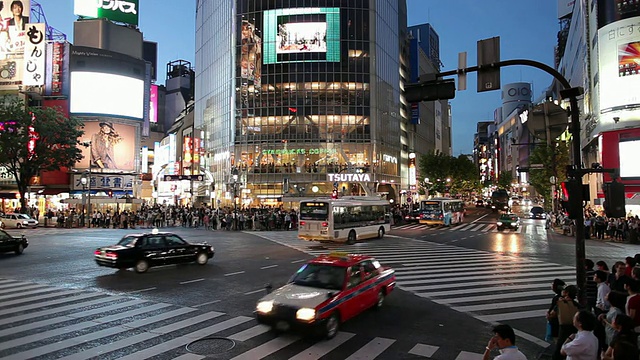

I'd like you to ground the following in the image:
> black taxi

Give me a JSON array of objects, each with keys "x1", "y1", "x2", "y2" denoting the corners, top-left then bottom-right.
[{"x1": 94, "y1": 230, "x2": 214, "y2": 273}]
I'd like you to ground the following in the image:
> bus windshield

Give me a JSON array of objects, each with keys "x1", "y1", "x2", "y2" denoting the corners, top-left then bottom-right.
[
  {"x1": 421, "y1": 202, "x2": 442, "y2": 213},
  {"x1": 300, "y1": 202, "x2": 329, "y2": 220}
]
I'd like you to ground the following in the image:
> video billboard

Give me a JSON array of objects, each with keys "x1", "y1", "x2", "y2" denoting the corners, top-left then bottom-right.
[
  {"x1": 70, "y1": 71, "x2": 144, "y2": 119},
  {"x1": 74, "y1": 0, "x2": 139, "y2": 26},
  {"x1": 597, "y1": 16, "x2": 640, "y2": 114},
  {"x1": 263, "y1": 7, "x2": 340, "y2": 64},
  {"x1": 619, "y1": 138, "x2": 640, "y2": 178},
  {"x1": 149, "y1": 84, "x2": 158, "y2": 123},
  {"x1": 77, "y1": 121, "x2": 137, "y2": 171}
]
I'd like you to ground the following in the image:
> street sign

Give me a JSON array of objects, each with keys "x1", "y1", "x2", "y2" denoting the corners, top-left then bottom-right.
[{"x1": 163, "y1": 175, "x2": 205, "y2": 182}]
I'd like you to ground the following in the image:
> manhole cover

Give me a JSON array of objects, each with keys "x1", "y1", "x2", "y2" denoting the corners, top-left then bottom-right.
[{"x1": 186, "y1": 337, "x2": 236, "y2": 355}]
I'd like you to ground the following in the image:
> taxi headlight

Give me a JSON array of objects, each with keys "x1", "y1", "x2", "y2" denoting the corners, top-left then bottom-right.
[
  {"x1": 256, "y1": 300, "x2": 274, "y2": 314},
  {"x1": 496, "y1": 221, "x2": 503, "y2": 226},
  {"x1": 296, "y1": 308, "x2": 316, "y2": 321}
]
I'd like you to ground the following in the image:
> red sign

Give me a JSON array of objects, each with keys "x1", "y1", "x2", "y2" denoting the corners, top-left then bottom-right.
[{"x1": 50, "y1": 42, "x2": 63, "y2": 96}]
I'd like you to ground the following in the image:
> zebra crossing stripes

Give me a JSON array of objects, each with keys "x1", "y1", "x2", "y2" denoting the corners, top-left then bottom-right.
[
  {"x1": 392, "y1": 222, "x2": 548, "y2": 234},
  {"x1": 0, "y1": 278, "x2": 488, "y2": 359}
]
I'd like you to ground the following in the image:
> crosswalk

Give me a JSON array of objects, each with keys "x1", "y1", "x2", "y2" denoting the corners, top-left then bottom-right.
[
  {"x1": 392, "y1": 222, "x2": 547, "y2": 234},
  {"x1": 250, "y1": 231, "x2": 575, "y2": 347},
  {"x1": 0, "y1": 278, "x2": 491, "y2": 359}
]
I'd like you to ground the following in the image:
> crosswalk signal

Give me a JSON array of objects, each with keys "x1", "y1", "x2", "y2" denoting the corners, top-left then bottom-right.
[
  {"x1": 603, "y1": 180, "x2": 626, "y2": 218},
  {"x1": 560, "y1": 180, "x2": 583, "y2": 219}
]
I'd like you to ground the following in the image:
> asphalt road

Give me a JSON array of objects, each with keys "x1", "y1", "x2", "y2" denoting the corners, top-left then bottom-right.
[{"x1": 0, "y1": 206, "x2": 636, "y2": 359}]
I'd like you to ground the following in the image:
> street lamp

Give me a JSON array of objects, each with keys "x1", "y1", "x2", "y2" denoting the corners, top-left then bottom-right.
[{"x1": 80, "y1": 176, "x2": 87, "y2": 227}]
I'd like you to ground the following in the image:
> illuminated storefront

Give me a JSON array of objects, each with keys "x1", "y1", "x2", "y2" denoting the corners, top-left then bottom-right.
[{"x1": 195, "y1": 0, "x2": 407, "y2": 207}]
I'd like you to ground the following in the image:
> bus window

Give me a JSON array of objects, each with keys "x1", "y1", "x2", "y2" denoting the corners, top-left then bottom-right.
[{"x1": 300, "y1": 202, "x2": 329, "y2": 220}]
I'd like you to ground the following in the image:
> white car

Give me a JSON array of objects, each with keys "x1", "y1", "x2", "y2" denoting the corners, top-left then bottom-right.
[{"x1": 1, "y1": 214, "x2": 38, "y2": 228}]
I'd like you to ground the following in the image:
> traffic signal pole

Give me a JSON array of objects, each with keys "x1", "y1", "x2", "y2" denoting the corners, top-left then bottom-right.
[{"x1": 438, "y1": 59, "x2": 589, "y2": 305}]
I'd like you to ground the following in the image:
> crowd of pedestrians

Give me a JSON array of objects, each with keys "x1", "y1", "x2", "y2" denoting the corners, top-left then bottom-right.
[
  {"x1": 543, "y1": 257, "x2": 640, "y2": 359},
  {"x1": 550, "y1": 209, "x2": 639, "y2": 243}
]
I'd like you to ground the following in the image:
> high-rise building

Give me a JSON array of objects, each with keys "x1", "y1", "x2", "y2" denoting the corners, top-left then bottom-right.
[{"x1": 195, "y1": 0, "x2": 409, "y2": 208}]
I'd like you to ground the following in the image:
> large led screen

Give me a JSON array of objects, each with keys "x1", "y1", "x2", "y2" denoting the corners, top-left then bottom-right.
[
  {"x1": 70, "y1": 72, "x2": 144, "y2": 119},
  {"x1": 77, "y1": 121, "x2": 137, "y2": 171},
  {"x1": 619, "y1": 138, "x2": 640, "y2": 178},
  {"x1": 263, "y1": 7, "x2": 340, "y2": 64},
  {"x1": 598, "y1": 17, "x2": 640, "y2": 114}
]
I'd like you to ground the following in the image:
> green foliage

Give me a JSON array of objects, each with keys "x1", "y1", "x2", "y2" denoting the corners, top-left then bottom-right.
[
  {"x1": 528, "y1": 142, "x2": 571, "y2": 211},
  {"x1": 0, "y1": 98, "x2": 85, "y2": 210},
  {"x1": 497, "y1": 170, "x2": 513, "y2": 190},
  {"x1": 418, "y1": 151, "x2": 479, "y2": 196}
]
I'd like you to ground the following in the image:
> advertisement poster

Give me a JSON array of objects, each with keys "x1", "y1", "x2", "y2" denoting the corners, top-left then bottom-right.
[
  {"x1": 276, "y1": 18, "x2": 327, "y2": 53},
  {"x1": 598, "y1": 16, "x2": 640, "y2": 114},
  {"x1": 0, "y1": 0, "x2": 31, "y2": 90},
  {"x1": 22, "y1": 22, "x2": 44, "y2": 86},
  {"x1": 240, "y1": 20, "x2": 262, "y2": 87},
  {"x1": 149, "y1": 84, "x2": 158, "y2": 123},
  {"x1": 78, "y1": 121, "x2": 137, "y2": 171}
]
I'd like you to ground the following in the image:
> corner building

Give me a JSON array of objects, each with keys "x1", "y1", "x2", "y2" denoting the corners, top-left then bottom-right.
[{"x1": 196, "y1": 0, "x2": 407, "y2": 208}]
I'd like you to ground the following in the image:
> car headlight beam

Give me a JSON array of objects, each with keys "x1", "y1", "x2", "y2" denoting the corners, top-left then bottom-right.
[
  {"x1": 296, "y1": 308, "x2": 316, "y2": 321},
  {"x1": 256, "y1": 300, "x2": 274, "y2": 314},
  {"x1": 496, "y1": 222, "x2": 503, "y2": 226}
]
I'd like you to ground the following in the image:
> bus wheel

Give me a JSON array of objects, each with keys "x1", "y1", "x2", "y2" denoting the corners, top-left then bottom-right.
[
  {"x1": 347, "y1": 231, "x2": 356, "y2": 245},
  {"x1": 377, "y1": 227, "x2": 385, "y2": 239}
]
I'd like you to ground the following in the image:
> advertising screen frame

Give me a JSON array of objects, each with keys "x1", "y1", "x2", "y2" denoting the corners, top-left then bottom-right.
[
  {"x1": 77, "y1": 120, "x2": 137, "y2": 172},
  {"x1": 70, "y1": 71, "x2": 145, "y2": 119},
  {"x1": 619, "y1": 138, "x2": 640, "y2": 179},
  {"x1": 74, "y1": 0, "x2": 139, "y2": 26},
  {"x1": 263, "y1": 7, "x2": 340, "y2": 64}
]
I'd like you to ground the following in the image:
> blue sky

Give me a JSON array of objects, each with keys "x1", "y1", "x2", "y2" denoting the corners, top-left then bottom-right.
[{"x1": 37, "y1": 0, "x2": 559, "y2": 155}]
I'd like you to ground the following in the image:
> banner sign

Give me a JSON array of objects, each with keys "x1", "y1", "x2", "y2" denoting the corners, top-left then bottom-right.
[
  {"x1": 74, "y1": 0, "x2": 139, "y2": 26},
  {"x1": 327, "y1": 173, "x2": 371, "y2": 182},
  {"x1": 23, "y1": 23, "x2": 45, "y2": 86},
  {"x1": 72, "y1": 173, "x2": 135, "y2": 191}
]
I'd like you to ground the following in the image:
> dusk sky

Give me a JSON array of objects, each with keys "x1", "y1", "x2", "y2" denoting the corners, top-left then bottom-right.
[{"x1": 37, "y1": 0, "x2": 559, "y2": 155}]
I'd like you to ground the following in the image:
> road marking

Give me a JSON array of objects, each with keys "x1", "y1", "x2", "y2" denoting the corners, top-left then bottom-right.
[
  {"x1": 228, "y1": 324, "x2": 271, "y2": 342},
  {"x1": 472, "y1": 213, "x2": 490, "y2": 223},
  {"x1": 128, "y1": 287, "x2": 157, "y2": 293},
  {"x1": 192, "y1": 299, "x2": 221, "y2": 307},
  {"x1": 260, "y1": 264, "x2": 278, "y2": 269},
  {"x1": 289, "y1": 331, "x2": 355, "y2": 360},
  {"x1": 231, "y1": 334, "x2": 301, "y2": 360},
  {"x1": 224, "y1": 271, "x2": 245, "y2": 276},
  {"x1": 409, "y1": 343, "x2": 439, "y2": 357},
  {"x1": 291, "y1": 259, "x2": 306, "y2": 263},
  {"x1": 244, "y1": 288, "x2": 266, "y2": 295},
  {"x1": 345, "y1": 337, "x2": 396, "y2": 360},
  {"x1": 180, "y1": 278, "x2": 205, "y2": 285}
]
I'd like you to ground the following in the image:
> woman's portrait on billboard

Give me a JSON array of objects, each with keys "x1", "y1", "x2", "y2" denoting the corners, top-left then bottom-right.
[{"x1": 91, "y1": 121, "x2": 122, "y2": 169}]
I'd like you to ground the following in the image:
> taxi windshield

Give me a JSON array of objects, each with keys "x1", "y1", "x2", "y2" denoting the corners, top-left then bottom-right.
[
  {"x1": 117, "y1": 236, "x2": 138, "y2": 247},
  {"x1": 290, "y1": 263, "x2": 346, "y2": 290}
]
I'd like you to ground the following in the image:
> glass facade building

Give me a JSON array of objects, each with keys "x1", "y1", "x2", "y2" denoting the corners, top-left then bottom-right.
[{"x1": 196, "y1": 0, "x2": 407, "y2": 207}]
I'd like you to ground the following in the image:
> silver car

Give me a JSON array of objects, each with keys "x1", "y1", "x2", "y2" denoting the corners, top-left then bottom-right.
[{"x1": 1, "y1": 213, "x2": 38, "y2": 228}]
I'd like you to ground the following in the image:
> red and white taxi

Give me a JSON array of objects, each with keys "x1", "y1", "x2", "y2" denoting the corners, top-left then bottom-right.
[{"x1": 255, "y1": 252, "x2": 395, "y2": 339}]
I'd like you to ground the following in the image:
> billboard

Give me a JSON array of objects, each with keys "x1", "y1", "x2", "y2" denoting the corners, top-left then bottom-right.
[
  {"x1": 0, "y1": 0, "x2": 36, "y2": 90},
  {"x1": 619, "y1": 138, "x2": 640, "y2": 178},
  {"x1": 149, "y1": 84, "x2": 158, "y2": 123},
  {"x1": 263, "y1": 7, "x2": 340, "y2": 64},
  {"x1": 597, "y1": 16, "x2": 640, "y2": 115},
  {"x1": 22, "y1": 22, "x2": 45, "y2": 86},
  {"x1": 74, "y1": 0, "x2": 139, "y2": 26},
  {"x1": 240, "y1": 19, "x2": 262, "y2": 87},
  {"x1": 70, "y1": 71, "x2": 144, "y2": 119},
  {"x1": 77, "y1": 121, "x2": 137, "y2": 171}
]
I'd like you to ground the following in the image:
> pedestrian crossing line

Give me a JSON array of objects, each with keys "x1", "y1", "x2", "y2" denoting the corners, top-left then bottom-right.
[
  {"x1": 0, "y1": 301, "x2": 168, "y2": 353},
  {"x1": 456, "y1": 351, "x2": 484, "y2": 360},
  {"x1": 59, "y1": 313, "x2": 243, "y2": 360},
  {"x1": 395, "y1": 261, "x2": 574, "y2": 274},
  {"x1": 402, "y1": 275, "x2": 563, "y2": 292},
  {"x1": 0, "y1": 279, "x2": 17, "y2": 284},
  {"x1": 436, "y1": 289, "x2": 553, "y2": 304},
  {"x1": 289, "y1": 331, "x2": 356, "y2": 360},
  {"x1": 399, "y1": 258, "x2": 521, "y2": 268},
  {"x1": 0, "y1": 298, "x2": 142, "y2": 338},
  {"x1": 418, "y1": 280, "x2": 574, "y2": 298},
  {"x1": 0, "y1": 281, "x2": 41, "y2": 290},
  {"x1": 476, "y1": 309, "x2": 547, "y2": 322},
  {"x1": 452, "y1": 298, "x2": 553, "y2": 312},
  {"x1": 0, "y1": 292, "x2": 111, "y2": 321},
  {"x1": 230, "y1": 333, "x2": 301, "y2": 360},
  {"x1": 344, "y1": 337, "x2": 396, "y2": 360},
  {"x1": 173, "y1": 353, "x2": 205, "y2": 360},
  {"x1": 228, "y1": 324, "x2": 271, "y2": 342},
  {"x1": 22, "y1": 308, "x2": 214, "y2": 360},
  {"x1": 395, "y1": 265, "x2": 574, "y2": 281},
  {"x1": 409, "y1": 343, "x2": 439, "y2": 357},
  {"x1": 396, "y1": 269, "x2": 575, "y2": 283},
  {"x1": 0, "y1": 286, "x2": 67, "y2": 301},
  {"x1": 0, "y1": 288, "x2": 85, "y2": 307}
]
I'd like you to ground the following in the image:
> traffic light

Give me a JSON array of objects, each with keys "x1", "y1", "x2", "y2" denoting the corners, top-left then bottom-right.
[
  {"x1": 603, "y1": 180, "x2": 626, "y2": 218},
  {"x1": 560, "y1": 180, "x2": 583, "y2": 219},
  {"x1": 404, "y1": 80, "x2": 456, "y2": 103}
]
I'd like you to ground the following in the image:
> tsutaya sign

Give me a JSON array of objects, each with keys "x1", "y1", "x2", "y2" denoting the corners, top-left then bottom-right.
[
  {"x1": 327, "y1": 173, "x2": 371, "y2": 182},
  {"x1": 74, "y1": 0, "x2": 139, "y2": 26}
]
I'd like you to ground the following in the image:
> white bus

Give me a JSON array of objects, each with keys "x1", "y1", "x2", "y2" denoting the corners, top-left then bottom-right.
[
  {"x1": 418, "y1": 197, "x2": 465, "y2": 226},
  {"x1": 298, "y1": 197, "x2": 391, "y2": 244}
]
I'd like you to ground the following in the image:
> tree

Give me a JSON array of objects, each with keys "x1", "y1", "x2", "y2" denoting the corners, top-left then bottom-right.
[
  {"x1": 0, "y1": 98, "x2": 85, "y2": 212},
  {"x1": 418, "y1": 151, "x2": 479, "y2": 197},
  {"x1": 528, "y1": 142, "x2": 571, "y2": 211},
  {"x1": 497, "y1": 170, "x2": 513, "y2": 190}
]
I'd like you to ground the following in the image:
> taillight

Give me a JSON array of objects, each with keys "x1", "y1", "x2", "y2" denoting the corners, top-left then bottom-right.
[
  {"x1": 94, "y1": 250, "x2": 101, "y2": 255},
  {"x1": 105, "y1": 252, "x2": 118, "y2": 259},
  {"x1": 299, "y1": 221, "x2": 306, "y2": 226},
  {"x1": 321, "y1": 222, "x2": 328, "y2": 227}
]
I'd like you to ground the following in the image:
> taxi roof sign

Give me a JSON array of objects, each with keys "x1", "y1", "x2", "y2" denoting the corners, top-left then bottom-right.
[{"x1": 328, "y1": 251, "x2": 350, "y2": 258}]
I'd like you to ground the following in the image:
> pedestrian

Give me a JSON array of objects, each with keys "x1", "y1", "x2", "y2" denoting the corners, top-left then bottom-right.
[
  {"x1": 547, "y1": 278, "x2": 566, "y2": 342},
  {"x1": 560, "y1": 310, "x2": 599, "y2": 359},
  {"x1": 601, "y1": 314, "x2": 638, "y2": 360},
  {"x1": 552, "y1": 285, "x2": 581, "y2": 360},
  {"x1": 482, "y1": 324, "x2": 527, "y2": 360}
]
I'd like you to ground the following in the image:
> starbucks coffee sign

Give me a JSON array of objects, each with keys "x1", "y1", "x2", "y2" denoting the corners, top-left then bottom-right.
[
  {"x1": 327, "y1": 173, "x2": 371, "y2": 182},
  {"x1": 74, "y1": 0, "x2": 139, "y2": 26}
]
